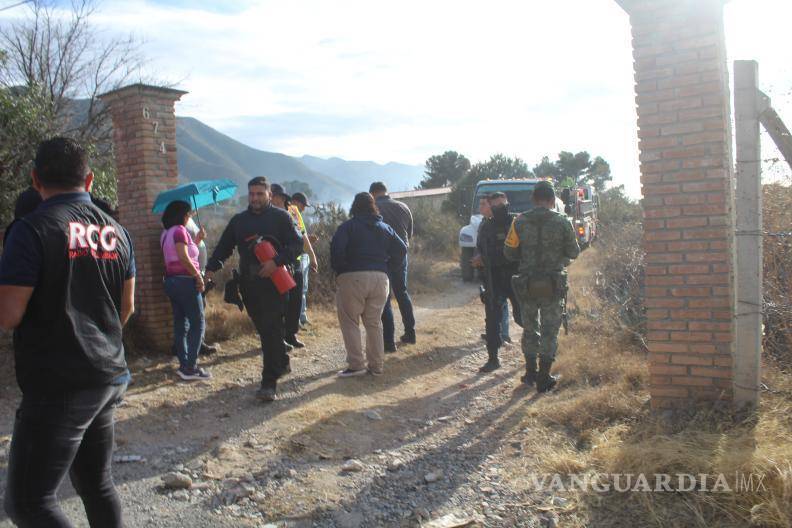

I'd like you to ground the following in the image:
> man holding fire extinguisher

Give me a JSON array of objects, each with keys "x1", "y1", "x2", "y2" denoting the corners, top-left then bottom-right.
[{"x1": 206, "y1": 176, "x2": 303, "y2": 401}]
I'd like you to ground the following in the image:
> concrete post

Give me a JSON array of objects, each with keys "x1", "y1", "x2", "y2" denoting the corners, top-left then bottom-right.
[{"x1": 733, "y1": 60, "x2": 763, "y2": 407}]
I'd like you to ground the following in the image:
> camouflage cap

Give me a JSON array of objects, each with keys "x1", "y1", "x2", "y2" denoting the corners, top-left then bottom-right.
[{"x1": 533, "y1": 181, "x2": 555, "y2": 201}]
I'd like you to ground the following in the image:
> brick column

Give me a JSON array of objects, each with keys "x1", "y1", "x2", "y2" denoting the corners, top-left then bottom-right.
[
  {"x1": 616, "y1": 0, "x2": 736, "y2": 409},
  {"x1": 99, "y1": 84, "x2": 187, "y2": 351}
]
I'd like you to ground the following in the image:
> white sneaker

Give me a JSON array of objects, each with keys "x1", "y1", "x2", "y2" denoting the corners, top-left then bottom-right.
[
  {"x1": 337, "y1": 368, "x2": 367, "y2": 378},
  {"x1": 178, "y1": 367, "x2": 212, "y2": 381}
]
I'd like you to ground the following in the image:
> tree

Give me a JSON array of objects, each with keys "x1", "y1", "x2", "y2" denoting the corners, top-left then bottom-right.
[
  {"x1": 532, "y1": 150, "x2": 612, "y2": 191},
  {"x1": 586, "y1": 156, "x2": 612, "y2": 192},
  {"x1": 532, "y1": 155, "x2": 560, "y2": 182},
  {"x1": 1, "y1": 0, "x2": 144, "y2": 145},
  {"x1": 597, "y1": 184, "x2": 641, "y2": 226},
  {"x1": 556, "y1": 151, "x2": 592, "y2": 188},
  {"x1": 420, "y1": 150, "x2": 470, "y2": 189},
  {"x1": 0, "y1": 84, "x2": 53, "y2": 226},
  {"x1": 445, "y1": 154, "x2": 533, "y2": 218},
  {"x1": 279, "y1": 180, "x2": 314, "y2": 200},
  {"x1": 467, "y1": 153, "x2": 532, "y2": 182},
  {"x1": 0, "y1": 0, "x2": 145, "y2": 221}
]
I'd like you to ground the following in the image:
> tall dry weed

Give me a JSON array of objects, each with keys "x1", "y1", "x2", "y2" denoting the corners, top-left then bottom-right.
[{"x1": 763, "y1": 183, "x2": 792, "y2": 366}]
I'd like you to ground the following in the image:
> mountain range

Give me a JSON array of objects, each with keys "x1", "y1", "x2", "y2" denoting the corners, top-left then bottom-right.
[{"x1": 176, "y1": 117, "x2": 424, "y2": 203}]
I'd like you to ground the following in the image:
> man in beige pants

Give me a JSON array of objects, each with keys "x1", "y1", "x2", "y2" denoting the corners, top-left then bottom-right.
[{"x1": 330, "y1": 193, "x2": 407, "y2": 377}]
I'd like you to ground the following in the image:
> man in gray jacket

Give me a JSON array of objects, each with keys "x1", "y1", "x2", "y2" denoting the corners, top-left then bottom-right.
[{"x1": 369, "y1": 182, "x2": 415, "y2": 351}]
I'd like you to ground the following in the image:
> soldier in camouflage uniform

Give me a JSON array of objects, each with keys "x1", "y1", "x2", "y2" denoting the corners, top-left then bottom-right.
[{"x1": 504, "y1": 181, "x2": 579, "y2": 392}]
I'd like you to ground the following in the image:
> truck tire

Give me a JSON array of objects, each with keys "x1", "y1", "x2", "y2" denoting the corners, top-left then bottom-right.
[{"x1": 460, "y1": 247, "x2": 475, "y2": 282}]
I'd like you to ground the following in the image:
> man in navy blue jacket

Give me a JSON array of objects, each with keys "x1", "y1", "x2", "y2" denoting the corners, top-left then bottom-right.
[{"x1": 331, "y1": 192, "x2": 406, "y2": 377}]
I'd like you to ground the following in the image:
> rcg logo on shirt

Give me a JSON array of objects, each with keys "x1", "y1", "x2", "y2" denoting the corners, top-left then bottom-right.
[{"x1": 68, "y1": 222, "x2": 120, "y2": 260}]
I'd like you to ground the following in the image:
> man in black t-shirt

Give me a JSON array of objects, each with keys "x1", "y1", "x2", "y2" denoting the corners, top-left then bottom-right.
[{"x1": 0, "y1": 137, "x2": 135, "y2": 527}]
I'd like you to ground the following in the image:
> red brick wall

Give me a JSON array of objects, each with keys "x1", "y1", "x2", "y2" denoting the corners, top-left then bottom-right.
[
  {"x1": 618, "y1": 0, "x2": 736, "y2": 409},
  {"x1": 99, "y1": 84, "x2": 187, "y2": 351}
]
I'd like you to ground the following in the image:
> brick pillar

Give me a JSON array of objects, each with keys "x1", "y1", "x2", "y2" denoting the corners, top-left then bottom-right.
[
  {"x1": 616, "y1": 0, "x2": 736, "y2": 409},
  {"x1": 99, "y1": 84, "x2": 188, "y2": 351}
]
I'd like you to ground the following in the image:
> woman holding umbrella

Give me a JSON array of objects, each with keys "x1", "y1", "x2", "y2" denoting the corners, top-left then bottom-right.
[{"x1": 161, "y1": 200, "x2": 211, "y2": 381}]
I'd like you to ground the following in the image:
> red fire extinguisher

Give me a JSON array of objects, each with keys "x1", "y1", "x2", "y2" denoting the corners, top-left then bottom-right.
[{"x1": 254, "y1": 240, "x2": 297, "y2": 294}]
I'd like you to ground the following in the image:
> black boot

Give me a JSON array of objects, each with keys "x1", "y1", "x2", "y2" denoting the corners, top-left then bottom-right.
[
  {"x1": 285, "y1": 335, "x2": 305, "y2": 348},
  {"x1": 479, "y1": 350, "x2": 501, "y2": 373},
  {"x1": 521, "y1": 357, "x2": 537, "y2": 386},
  {"x1": 536, "y1": 358, "x2": 558, "y2": 393},
  {"x1": 256, "y1": 380, "x2": 277, "y2": 402},
  {"x1": 400, "y1": 330, "x2": 416, "y2": 344}
]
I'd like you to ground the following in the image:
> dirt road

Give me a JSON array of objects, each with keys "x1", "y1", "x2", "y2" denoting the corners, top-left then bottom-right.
[{"x1": 0, "y1": 258, "x2": 591, "y2": 527}]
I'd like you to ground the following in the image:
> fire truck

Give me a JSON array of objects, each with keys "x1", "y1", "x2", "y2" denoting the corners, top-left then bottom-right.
[{"x1": 560, "y1": 184, "x2": 599, "y2": 250}]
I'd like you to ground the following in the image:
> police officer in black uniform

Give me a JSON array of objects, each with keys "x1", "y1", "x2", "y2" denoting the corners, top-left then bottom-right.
[
  {"x1": 0, "y1": 137, "x2": 135, "y2": 527},
  {"x1": 205, "y1": 176, "x2": 302, "y2": 402},
  {"x1": 473, "y1": 192, "x2": 521, "y2": 373}
]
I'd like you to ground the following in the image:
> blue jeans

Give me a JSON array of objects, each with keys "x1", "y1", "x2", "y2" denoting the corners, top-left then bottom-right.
[
  {"x1": 381, "y1": 257, "x2": 416, "y2": 344},
  {"x1": 300, "y1": 254, "x2": 310, "y2": 324},
  {"x1": 500, "y1": 298, "x2": 510, "y2": 340},
  {"x1": 4, "y1": 383, "x2": 127, "y2": 527},
  {"x1": 164, "y1": 276, "x2": 205, "y2": 371}
]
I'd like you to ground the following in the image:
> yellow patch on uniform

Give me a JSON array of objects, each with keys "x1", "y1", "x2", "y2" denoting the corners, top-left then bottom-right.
[{"x1": 504, "y1": 219, "x2": 520, "y2": 248}]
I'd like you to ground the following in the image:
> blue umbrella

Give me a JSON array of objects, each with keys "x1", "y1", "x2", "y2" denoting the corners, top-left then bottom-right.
[{"x1": 151, "y1": 179, "x2": 238, "y2": 222}]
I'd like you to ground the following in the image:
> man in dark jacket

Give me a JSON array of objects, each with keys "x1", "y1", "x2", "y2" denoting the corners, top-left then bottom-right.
[
  {"x1": 205, "y1": 176, "x2": 303, "y2": 401},
  {"x1": 473, "y1": 192, "x2": 521, "y2": 373},
  {"x1": 369, "y1": 181, "x2": 415, "y2": 352},
  {"x1": 331, "y1": 192, "x2": 407, "y2": 377},
  {"x1": 0, "y1": 137, "x2": 135, "y2": 527}
]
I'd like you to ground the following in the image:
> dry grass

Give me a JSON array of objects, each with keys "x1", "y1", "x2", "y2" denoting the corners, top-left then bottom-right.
[
  {"x1": 203, "y1": 291, "x2": 255, "y2": 343},
  {"x1": 575, "y1": 390, "x2": 792, "y2": 527},
  {"x1": 521, "y1": 232, "x2": 792, "y2": 528}
]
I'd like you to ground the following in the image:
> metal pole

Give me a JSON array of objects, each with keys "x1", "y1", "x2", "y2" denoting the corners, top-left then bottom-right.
[{"x1": 733, "y1": 60, "x2": 763, "y2": 407}]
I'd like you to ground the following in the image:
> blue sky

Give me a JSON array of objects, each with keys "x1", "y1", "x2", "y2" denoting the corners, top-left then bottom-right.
[{"x1": 3, "y1": 0, "x2": 791, "y2": 196}]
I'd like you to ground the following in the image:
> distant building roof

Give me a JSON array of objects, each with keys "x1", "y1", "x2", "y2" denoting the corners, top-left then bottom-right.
[{"x1": 390, "y1": 187, "x2": 453, "y2": 199}]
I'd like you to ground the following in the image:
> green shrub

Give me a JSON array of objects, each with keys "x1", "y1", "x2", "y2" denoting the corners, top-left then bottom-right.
[{"x1": 409, "y1": 202, "x2": 460, "y2": 259}]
